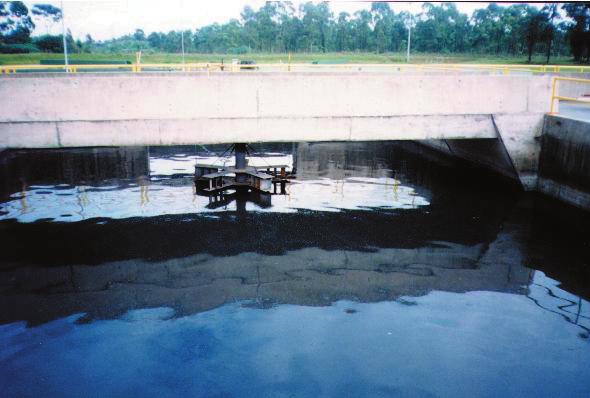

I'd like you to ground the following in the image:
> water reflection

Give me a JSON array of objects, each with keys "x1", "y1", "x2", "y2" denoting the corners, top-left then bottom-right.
[
  {"x1": 0, "y1": 143, "x2": 430, "y2": 222},
  {"x1": 1, "y1": 276, "x2": 589, "y2": 398},
  {"x1": 0, "y1": 142, "x2": 589, "y2": 397}
]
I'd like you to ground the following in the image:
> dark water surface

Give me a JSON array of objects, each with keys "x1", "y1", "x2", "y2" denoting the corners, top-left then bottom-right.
[{"x1": 0, "y1": 142, "x2": 589, "y2": 397}]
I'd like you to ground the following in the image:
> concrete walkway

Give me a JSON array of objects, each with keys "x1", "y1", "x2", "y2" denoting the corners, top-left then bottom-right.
[{"x1": 559, "y1": 102, "x2": 590, "y2": 122}]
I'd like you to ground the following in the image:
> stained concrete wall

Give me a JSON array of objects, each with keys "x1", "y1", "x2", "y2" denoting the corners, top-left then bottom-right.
[
  {"x1": 0, "y1": 72, "x2": 550, "y2": 147},
  {"x1": 420, "y1": 113, "x2": 590, "y2": 204},
  {"x1": 417, "y1": 112, "x2": 545, "y2": 190},
  {"x1": 538, "y1": 115, "x2": 590, "y2": 210},
  {"x1": 0, "y1": 72, "x2": 551, "y2": 188},
  {"x1": 419, "y1": 138, "x2": 519, "y2": 182}
]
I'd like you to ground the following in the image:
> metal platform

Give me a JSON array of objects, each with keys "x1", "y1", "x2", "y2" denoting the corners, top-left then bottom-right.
[{"x1": 194, "y1": 143, "x2": 293, "y2": 196}]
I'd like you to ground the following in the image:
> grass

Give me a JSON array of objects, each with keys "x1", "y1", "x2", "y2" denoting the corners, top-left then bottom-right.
[{"x1": 0, "y1": 51, "x2": 583, "y2": 66}]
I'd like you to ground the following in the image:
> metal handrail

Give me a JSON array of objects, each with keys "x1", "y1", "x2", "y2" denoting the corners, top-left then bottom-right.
[
  {"x1": 1, "y1": 62, "x2": 590, "y2": 75},
  {"x1": 549, "y1": 76, "x2": 590, "y2": 114}
]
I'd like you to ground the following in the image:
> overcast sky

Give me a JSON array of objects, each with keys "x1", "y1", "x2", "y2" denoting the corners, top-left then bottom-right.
[{"x1": 25, "y1": 1, "x2": 537, "y2": 41}]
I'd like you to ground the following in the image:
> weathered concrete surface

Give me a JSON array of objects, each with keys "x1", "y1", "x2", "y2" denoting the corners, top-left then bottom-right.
[
  {"x1": 419, "y1": 138, "x2": 520, "y2": 181},
  {"x1": 419, "y1": 113, "x2": 545, "y2": 190},
  {"x1": 0, "y1": 114, "x2": 501, "y2": 148},
  {"x1": 494, "y1": 113, "x2": 545, "y2": 189},
  {"x1": 0, "y1": 72, "x2": 549, "y2": 147},
  {"x1": 0, "y1": 72, "x2": 550, "y2": 121},
  {"x1": 538, "y1": 115, "x2": 590, "y2": 210},
  {"x1": 0, "y1": 73, "x2": 551, "y2": 188}
]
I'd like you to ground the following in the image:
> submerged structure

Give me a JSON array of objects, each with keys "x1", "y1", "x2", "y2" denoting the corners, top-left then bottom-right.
[{"x1": 194, "y1": 143, "x2": 294, "y2": 199}]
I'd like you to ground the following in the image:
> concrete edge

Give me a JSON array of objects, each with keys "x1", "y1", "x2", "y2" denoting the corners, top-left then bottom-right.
[{"x1": 0, "y1": 114, "x2": 498, "y2": 148}]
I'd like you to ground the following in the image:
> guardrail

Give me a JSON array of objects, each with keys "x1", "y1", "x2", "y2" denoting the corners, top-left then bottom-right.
[
  {"x1": 549, "y1": 76, "x2": 590, "y2": 114},
  {"x1": 1, "y1": 62, "x2": 590, "y2": 75}
]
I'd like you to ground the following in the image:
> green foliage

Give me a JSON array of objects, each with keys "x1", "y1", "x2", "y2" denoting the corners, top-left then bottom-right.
[
  {"x1": 0, "y1": 51, "x2": 582, "y2": 67},
  {"x1": 31, "y1": 4, "x2": 62, "y2": 23},
  {"x1": 0, "y1": 1, "x2": 586, "y2": 64},
  {"x1": 562, "y1": 3, "x2": 590, "y2": 62},
  {"x1": 0, "y1": 42, "x2": 38, "y2": 53},
  {"x1": 0, "y1": 1, "x2": 35, "y2": 44},
  {"x1": 33, "y1": 34, "x2": 62, "y2": 52},
  {"x1": 229, "y1": 45, "x2": 250, "y2": 55},
  {"x1": 90, "y1": 1, "x2": 574, "y2": 63}
]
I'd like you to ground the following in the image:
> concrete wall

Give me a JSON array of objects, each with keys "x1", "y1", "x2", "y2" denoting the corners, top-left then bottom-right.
[
  {"x1": 0, "y1": 72, "x2": 552, "y2": 189},
  {"x1": 538, "y1": 115, "x2": 590, "y2": 210},
  {"x1": 0, "y1": 72, "x2": 550, "y2": 148},
  {"x1": 416, "y1": 112, "x2": 546, "y2": 190},
  {"x1": 419, "y1": 138, "x2": 520, "y2": 182}
]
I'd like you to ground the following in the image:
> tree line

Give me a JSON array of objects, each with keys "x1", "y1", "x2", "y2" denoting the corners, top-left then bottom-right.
[{"x1": 2, "y1": 1, "x2": 590, "y2": 63}]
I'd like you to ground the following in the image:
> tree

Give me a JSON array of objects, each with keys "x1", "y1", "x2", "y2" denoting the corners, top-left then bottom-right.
[
  {"x1": 524, "y1": 7, "x2": 545, "y2": 63},
  {"x1": 563, "y1": 3, "x2": 590, "y2": 62},
  {"x1": 82, "y1": 34, "x2": 94, "y2": 53},
  {"x1": 257, "y1": 3, "x2": 279, "y2": 52},
  {"x1": 541, "y1": 4, "x2": 559, "y2": 64},
  {"x1": 414, "y1": 3, "x2": 470, "y2": 53},
  {"x1": 0, "y1": 1, "x2": 35, "y2": 44},
  {"x1": 499, "y1": 4, "x2": 530, "y2": 55},
  {"x1": 334, "y1": 12, "x2": 351, "y2": 51},
  {"x1": 148, "y1": 32, "x2": 163, "y2": 50},
  {"x1": 31, "y1": 3, "x2": 61, "y2": 34},
  {"x1": 371, "y1": 2, "x2": 392, "y2": 53},
  {"x1": 163, "y1": 30, "x2": 182, "y2": 52},
  {"x1": 300, "y1": 2, "x2": 332, "y2": 52},
  {"x1": 69, "y1": 1, "x2": 582, "y2": 63},
  {"x1": 352, "y1": 10, "x2": 372, "y2": 51},
  {"x1": 276, "y1": 2, "x2": 301, "y2": 52},
  {"x1": 240, "y1": 6, "x2": 259, "y2": 51},
  {"x1": 33, "y1": 34, "x2": 62, "y2": 52},
  {"x1": 133, "y1": 29, "x2": 145, "y2": 41},
  {"x1": 66, "y1": 28, "x2": 78, "y2": 53}
]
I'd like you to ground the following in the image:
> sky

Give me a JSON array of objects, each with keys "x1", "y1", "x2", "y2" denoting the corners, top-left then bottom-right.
[{"x1": 24, "y1": 1, "x2": 537, "y2": 41}]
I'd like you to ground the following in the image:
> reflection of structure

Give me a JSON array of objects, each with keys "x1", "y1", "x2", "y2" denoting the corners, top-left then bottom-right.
[
  {"x1": 0, "y1": 147, "x2": 150, "y2": 201},
  {"x1": 0, "y1": 227, "x2": 533, "y2": 326},
  {"x1": 205, "y1": 190, "x2": 271, "y2": 211},
  {"x1": 2, "y1": 207, "x2": 588, "y2": 340},
  {"x1": 195, "y1": 143, "x2": 292, "y2": 196},
  {"x1": 138, "y1": 176, "x2": 150, "y2": 206}
]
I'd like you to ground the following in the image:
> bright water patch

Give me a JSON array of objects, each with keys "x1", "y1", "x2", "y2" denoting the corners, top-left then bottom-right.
[
  {"x1": 1, "y1": 272, "x2": 588, "y2": 398},
  {"x1": 0, "y1": 149, "x2": 429, "y2": 222}
]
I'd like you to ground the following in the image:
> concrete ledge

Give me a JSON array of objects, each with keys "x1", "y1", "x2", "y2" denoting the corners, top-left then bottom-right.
[
  {"x1": 0, "y1": 121, "x2": 59, "y2": 148},
  {"x1": 538, "y1": 177, "x2": 590, "y2": 210},
  {"x1": 0, "y1": 114, "x2": 498, "y2": 148}
]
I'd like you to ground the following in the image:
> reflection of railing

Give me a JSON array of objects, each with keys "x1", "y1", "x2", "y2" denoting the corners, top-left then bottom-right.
[
  {"x1": 549, "y1": 76, "x2": 590, "y2": 114},
  {"x1": 526, "y1": 271, "x2": 590, "y2": 338},
  {"x1": 2, "y1": 62, "x2": 590, "y2": 75},
  {"x1": 527, "y1": 282, "x2": 590, "y2": 338}
]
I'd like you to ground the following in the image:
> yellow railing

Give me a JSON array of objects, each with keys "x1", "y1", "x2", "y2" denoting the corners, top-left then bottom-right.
[
  {"x1": 549, "y1": 76, "x2": 590, "y2": 114},
  {"x1": 1, "y1": 62, "x2": 590, "y2": 75}
]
